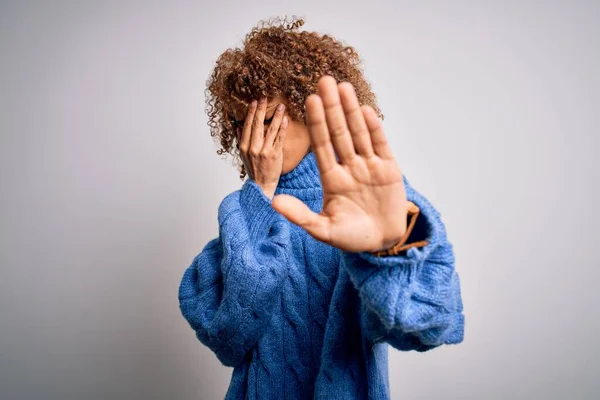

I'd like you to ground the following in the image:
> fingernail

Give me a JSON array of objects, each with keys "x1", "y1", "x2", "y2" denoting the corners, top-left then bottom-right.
[
  {"x1": 251, "y1": 100, "x2": 257, "y2": 108},
  {"x1": 282, "y1": 116, "x2": 288, "y2": 126},
  {"x1": 277, "y1": 103, "x2": 284, "y2": 111}
]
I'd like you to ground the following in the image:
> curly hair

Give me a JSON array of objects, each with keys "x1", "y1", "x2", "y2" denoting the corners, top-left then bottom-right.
[{"x1": 205, "y1": 15, "x2": 384, "y2": 180}]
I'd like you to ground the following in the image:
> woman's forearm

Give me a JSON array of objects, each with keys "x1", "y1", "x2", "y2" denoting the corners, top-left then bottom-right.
[{"x1": 178, "y1": 180, "x2": 292, "y2": 367}]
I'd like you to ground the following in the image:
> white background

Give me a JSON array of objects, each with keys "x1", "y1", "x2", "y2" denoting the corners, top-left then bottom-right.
[{"x1": 1, "y1": 1, "x2": 598, "y2": 398}]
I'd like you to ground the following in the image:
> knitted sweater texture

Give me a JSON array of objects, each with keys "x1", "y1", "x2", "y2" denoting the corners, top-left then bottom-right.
[{"x1": 178, "y1": 151, "x2": 465, "y2": 399}]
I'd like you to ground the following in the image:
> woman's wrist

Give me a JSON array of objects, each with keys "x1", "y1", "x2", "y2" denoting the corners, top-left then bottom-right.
[
  {"x1": 257, "y1": 182, "x2": 277, "y2": 200},
  {"x1": 368, "y1": 201, "x2": 427, "y2": 257}
]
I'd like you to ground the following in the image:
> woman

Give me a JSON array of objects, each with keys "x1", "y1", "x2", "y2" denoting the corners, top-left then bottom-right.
[{"x1": 179, "y1": 16, "x2": 464, "y2": 399}]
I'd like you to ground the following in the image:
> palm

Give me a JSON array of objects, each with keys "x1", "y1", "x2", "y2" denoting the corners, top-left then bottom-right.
[{"x1": 272, "y1": 76, "x2": 409, "y2": 253}]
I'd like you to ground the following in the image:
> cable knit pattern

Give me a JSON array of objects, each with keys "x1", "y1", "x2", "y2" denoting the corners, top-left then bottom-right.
[{"x1": 178, "y1": 151, "x2": 465, "y2": 399}]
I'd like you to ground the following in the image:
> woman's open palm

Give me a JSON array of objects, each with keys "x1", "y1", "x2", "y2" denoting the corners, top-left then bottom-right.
[{"x1": 272, "y1": 76, "x2": 409, "y2": 253}]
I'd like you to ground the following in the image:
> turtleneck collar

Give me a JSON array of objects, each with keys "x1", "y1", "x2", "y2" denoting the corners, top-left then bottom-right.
[{"x1": 275, "y1": 150, "x2": 323, "y2": 201}]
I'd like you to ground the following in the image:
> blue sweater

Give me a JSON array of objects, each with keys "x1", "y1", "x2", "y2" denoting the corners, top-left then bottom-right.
[{"x1": 179, "y1": 151, "x2": 464, "y2": 399}]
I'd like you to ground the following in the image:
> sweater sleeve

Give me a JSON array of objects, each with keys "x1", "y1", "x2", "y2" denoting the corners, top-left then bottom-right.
[
  {"x1": 178, "y1": 179, "x2": 291, "y2": 367},
  {"x1": 340, "y1": 175, "x2": 465, "y2": 352}
]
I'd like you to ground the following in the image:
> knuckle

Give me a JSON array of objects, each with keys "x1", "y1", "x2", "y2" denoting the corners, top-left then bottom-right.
[
  {"x1": 249, "y1": 149, "x2": 260, "y2": 157},
  {"x1": 330, "y1": 126, "x2": 348, "y2": 137}
]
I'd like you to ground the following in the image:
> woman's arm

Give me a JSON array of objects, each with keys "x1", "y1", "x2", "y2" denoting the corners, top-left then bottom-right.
[
  {"x1": 341, "y1": 176, "x2": 465, "y2": 351},
  {"x1": 178, "y1": 179, "x2": 291, "y2": 367}
]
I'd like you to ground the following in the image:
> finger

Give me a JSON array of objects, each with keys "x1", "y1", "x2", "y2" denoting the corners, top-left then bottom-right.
[
  {"x1": 305, "y1": 94, "x2": 337, "y2": 174},
  {"x1": 361, "y1": 105, "x2": 394, "y2": 159},
  {"x1": 338, "y1": 82, "x2": 374, "y2": 158},
  {"x1": 272, "y1": 194, "x2": 331, "y2": 243},
  {"x1": 263, "y1": 103, "x2": 285, "y2": 151},
  {"x1": 318, "y1": 75, "x2": 356, "y2": 163},
  {"x1": 273, "y1": 115, "x2": 288, "y2": 153},
  {"x1": 250, "y1": 96, "x2": 267, "y2": 154},
  {"x1": 238, "y1": 144, "x2": 252, "y2": 179},
  {"x1": 235, "y1": 127, "x2": 242, "y2": 148},
  {"x1": 240, "y1": 100, "x2": 257, "y2": 152}
]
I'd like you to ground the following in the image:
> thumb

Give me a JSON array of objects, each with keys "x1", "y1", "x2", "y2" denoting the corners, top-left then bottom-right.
[{"x1": 272, "y1": 194, "x2": 331, "y2": 243}]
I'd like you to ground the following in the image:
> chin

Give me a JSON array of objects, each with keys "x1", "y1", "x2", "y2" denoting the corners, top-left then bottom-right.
[
  {"x1": 282, "y1": 154, "x2": 302, "y2": 174},
  {"x1": 282, "y1": 147, "x2": 310, "y2": 174},
  {"x1": 281, "y1": 159, "x2": 296, "y2": 175}
]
